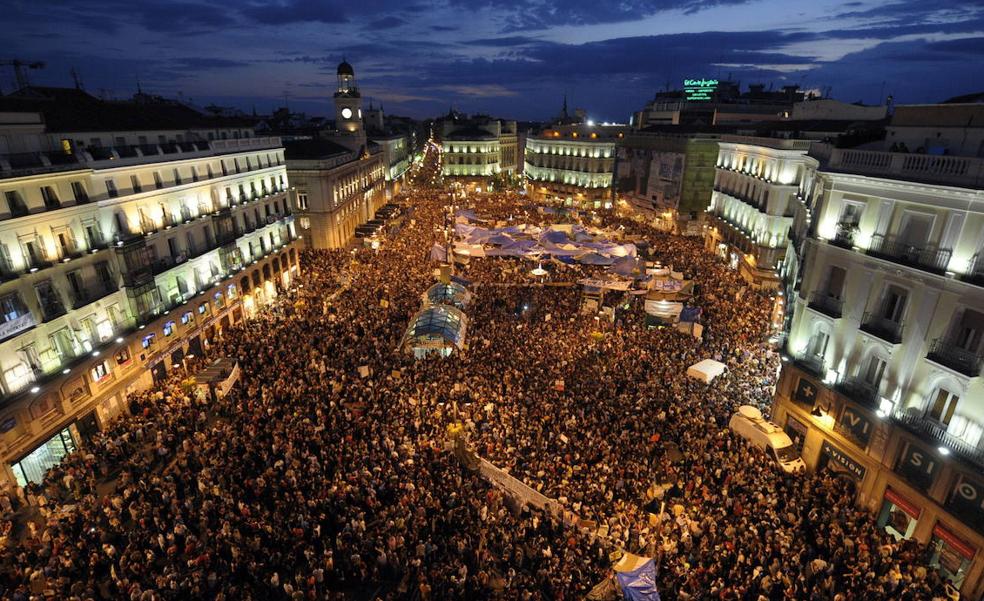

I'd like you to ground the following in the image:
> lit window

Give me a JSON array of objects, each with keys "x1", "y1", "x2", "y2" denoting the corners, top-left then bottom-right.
[
  {"x1": 181, "y1": 311, "x2": 193, "y2": 325},
  {"x1": 198, "y1": 302, "x2": 208, "y2": 315},
  {"x1": 90, "y1": 361, "x2": 111, "y2": 382},
  {"x1": 163, "y1": 321, "x2": 176, "y2": 336},
  {"x1": 141, "y1": 333, "x2": 156, "y2": 349},
  {"x1": 115, "y1": 347, "x2": 131, "y2": 366}
]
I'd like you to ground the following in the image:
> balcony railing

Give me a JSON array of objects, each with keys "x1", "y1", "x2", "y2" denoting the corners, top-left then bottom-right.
[
  {"x1": 830, "y1": 223, "x2": 856, "y2": 249},
  {"x1": 926, "y1": 339, "x2": 983, "y2": 377},
  {"x1": 893, "y1": 407, "x2": 984, "y2": 470},
  {"x1": 865, "y1": 234, "x2": 952, "y2": 275},
  {"x1": 860, "y1": 312, "x2": 904, "y2": 344},
  {"x1": 794, "y1": 353, "x2": 825, "y2": 378},
  {"x1": 962, "y1": 254, "x2": 984, "y2": 287},
  {"x1": 811, "y1": 144, "x2": 984, "y2": 188},
  {"x1": 71, "y1": 284, "x2": 117, "y2": 309},
  {"x1": 836, "y1": 376, "x2": 880, "y2": 408},
  {"x1": 808, "y1": 292, "x2": 843, "y2": 318}
]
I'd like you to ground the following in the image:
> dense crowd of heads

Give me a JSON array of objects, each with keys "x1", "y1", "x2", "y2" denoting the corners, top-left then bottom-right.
[{"x1": 0, "y1": 146, "x2": 958, "y2": 600}]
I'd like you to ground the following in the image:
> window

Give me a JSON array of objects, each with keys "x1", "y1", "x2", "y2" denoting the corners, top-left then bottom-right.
[
  {"x1": 40, "y1": 186, "x2": 60, "y2": 209},
  {"x1": 5, "y1": 191, "x2": 28, "y2": 216},
  {"x1": 824, "y1": 266, "x2": 846, "y2": 300},
  {"x1": 141, "y1": 333, "x2": 156, "y2": 349},
  {"x1": 198, "y1": 302, "x2": 208, "y2": 315},
  {"x1": 297, "y1": 193, "x2": 309, "y2": 211},
  {"x1": 299, "y1": 217, "x2": 311, "y2": 230},
  {"x1": 130, "y1": 175, "x2": 142, "y2": 193},
  {"x1": 163, "y1": 320, "x2": 176, "y2": 336},
  {"x1": 71, "y1": 182, "x2": 89, "y2": 203},
  {"x1": 181, "y1": 311, "x2": 193, "y2": 325},
  {"x1": 105, "y1": 178, "x2": 118, "y2": 198},
  {"x1": 115, "y1": 347, "x2": 131, "y2": 366},
  {"x1": 808, "y1": 331, "x2": 828, "y2": 359},
  {"x1": 90, "y1": 360, "x2": 110, "y2": 382},
  {"x1": 839, "y1": 202, "x2": 863, "y2": 226},
  {"x1": 881, "y1": 287, "x2": 907, "y2": 323},
  {"x1": 154, "y1": 172, "x2": 164, "y2": 189},
  {"x1": 927, "y1": 388, "x2": 959, "y2": 426},
  {"x1": 863, "y1": 355, "x2": 886, "y2": 387},
  {"x1": 173, "y1": 168, "x2": 182, "y2": 185}
]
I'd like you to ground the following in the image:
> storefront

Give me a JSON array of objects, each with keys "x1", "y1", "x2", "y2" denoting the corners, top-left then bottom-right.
[
  {"x1": 877, "y1": 487, "x2": 921, "y2": 540},
  {"x1": 929, "y1": 522, "x2": 977, "y2": 589},
  {"x1": 9, "y1": 427, "x2": 76, "y2": 487}
]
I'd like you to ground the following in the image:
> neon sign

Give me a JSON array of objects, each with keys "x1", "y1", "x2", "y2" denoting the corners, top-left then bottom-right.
[{"x1": 684, "y1": 78, "x2": 718, "y2": 101}]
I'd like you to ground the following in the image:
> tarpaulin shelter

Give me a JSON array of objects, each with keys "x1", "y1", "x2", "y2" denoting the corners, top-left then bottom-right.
[
  {"x1": 687, "y1": 359, "x2": 727, "y2": 383},
  {"x1": 613, "y1": 553, "x2": 661, "y2": 601}
]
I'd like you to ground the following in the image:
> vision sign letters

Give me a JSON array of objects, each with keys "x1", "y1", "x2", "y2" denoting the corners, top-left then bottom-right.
[
  {"x1": 837, "y1": 406, "x2": 873, "y2": 447},
  {"x1": 820, "y1": 441, "x2": 866, "y2": 480},
  {"x1": 895, "y1": 442, "x2": 940, "y2": 492},
  {"x1": 947, "y1": 477, "x2": 984, "y2": 534}
]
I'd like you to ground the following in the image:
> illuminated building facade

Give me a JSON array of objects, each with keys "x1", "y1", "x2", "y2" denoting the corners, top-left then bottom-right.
[
  {"x1": 524, "y1": 124, "x2": 623, "y2": 209},
  {"x1": 773, "y1": 104, "x2": 984, "y2": 599},
  {"x1": 440, "y1": 116, "x2": 503, "y2": 186},
  {"x1": 0, "y1": 90, "x2": 300, "y2": 487},
  {"x1": 286, "y1": 139, "x2": 386, "y2": 249},
  {"x1": 704, "y1": 136, "x2": 816, "y2": 289}
]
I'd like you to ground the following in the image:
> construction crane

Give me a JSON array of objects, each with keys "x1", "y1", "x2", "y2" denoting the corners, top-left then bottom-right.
[{"x1": 0, "y1": 59, "x2": 46, "y2": 92}]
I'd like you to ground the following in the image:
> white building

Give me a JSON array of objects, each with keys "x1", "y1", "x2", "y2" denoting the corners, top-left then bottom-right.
[
  {"x1": 775, "y1": 129, "x2": 984, "y2": 597},
  {"x1": 705, "y1": 136, "x2": 817, "y2": 288},
  {"x1": 524, "y1": 123, "x2": 623, "y2": 209},
  {"x1": 0, "y1": 89, "x2": 300, "y2": 488}
]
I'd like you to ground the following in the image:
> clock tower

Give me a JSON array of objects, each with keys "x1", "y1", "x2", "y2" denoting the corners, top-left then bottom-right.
[{"x1": 334, "y1": 60, "x2": 363, "y2": 137}]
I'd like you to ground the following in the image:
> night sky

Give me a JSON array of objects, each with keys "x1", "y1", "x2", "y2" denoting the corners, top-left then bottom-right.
[{"x1": 6, "y1": 0, "x2": 983, "y2": 122}]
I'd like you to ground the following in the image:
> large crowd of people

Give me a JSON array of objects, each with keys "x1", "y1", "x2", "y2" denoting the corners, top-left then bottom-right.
[{"x1": 0, "y1": 143, "x2": 960, "y2": 600}]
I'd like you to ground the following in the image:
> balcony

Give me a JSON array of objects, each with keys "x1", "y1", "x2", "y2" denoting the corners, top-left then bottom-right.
[
  {"x1": 830, "y1": 223, "x2": 856, "y2": 250},
  {"x1": 39, "y1": 297, "x2": 67, "y2": 323},
  {"x1": 807, "y1": 292, "x2": 843, "y2": 319},
  {"x1": 865, "y1": 234, "x2": 952, "y2": 275},
  {"x1": 962, "y1": 254, "x2": 984, "y2": 287},
  {"x1": 836, "y1": 376, "x2": 880, "y2": 408},
  {"x1": 892, "y1": 408, "x2": 984, "y2": 470},
  {"x1": 860, "y1": 312, "x2": 904, "y2": 344},
  {"x1": 794, "y1": 353, "x2": 825, "y2": 378},
  {"x1": 926, "y1": 339, "x2": 983, "y2": 378},
  {"x1": 70, "y1": 283, "x2": 117, "y2": 309}
]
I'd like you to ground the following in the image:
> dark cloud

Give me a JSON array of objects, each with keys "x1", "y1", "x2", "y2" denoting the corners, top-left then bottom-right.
[
  {"x1": 172, "y1": 57, "x2": 252, "y2": 70},
  {"x1": 463, "y1": 36, "x2": 541, "y2": 47},
  {"x1": 238, "y1": 0, "x2": 348, "y2": 25},
  {"x1": 366, "y1": 16, "x2": 406, "y2": 30}
]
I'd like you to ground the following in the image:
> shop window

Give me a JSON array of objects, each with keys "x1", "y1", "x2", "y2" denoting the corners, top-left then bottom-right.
[
  {"x1": 877, "y1": 488, "x2": 920, "y2": 541},
  {"x1": 10, "y1": 428, "x2": 76, "y2": 487},
  {"x1": 181, "y1": 311, "x2": 193, "y2": 325},
  {"x1": 90, "y1": 360, "x2": 111, "y2": 382},
  {"x1": 163, "y1": 320, "x2": 176, "y2": 336},
  {"x1": 142, "y1": 333, "x2": 156, "y2": 349},
  {"x1": 114, "y1": 347, "x2": 131, "y2": 366},
  {"x1": 928, "y1": 523, "x2": 975, "y2": 589}
]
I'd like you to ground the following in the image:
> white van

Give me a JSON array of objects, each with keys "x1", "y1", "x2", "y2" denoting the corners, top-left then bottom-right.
[{"x1": 729, "y1": 405, "x2": 806, "y2": 474}]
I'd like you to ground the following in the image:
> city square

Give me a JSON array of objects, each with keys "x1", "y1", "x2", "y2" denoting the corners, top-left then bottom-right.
[{"x1": 1, "y1": 1, "x2": 983, "y2": 599}]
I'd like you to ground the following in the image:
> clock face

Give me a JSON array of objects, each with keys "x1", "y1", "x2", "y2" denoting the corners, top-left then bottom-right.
[{"x1": 341, "y1": 107, "x2": 353, "y2": 119}]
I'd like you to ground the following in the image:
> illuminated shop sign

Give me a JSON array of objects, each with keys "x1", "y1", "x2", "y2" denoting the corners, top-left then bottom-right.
[{"x1": 684, "y1": 78, "x2": 718, "y2": 101}]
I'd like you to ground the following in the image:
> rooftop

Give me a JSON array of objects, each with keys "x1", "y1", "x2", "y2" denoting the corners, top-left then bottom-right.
[{"x1": 0, "y1": 87, "x2": 260, "y2": 132}]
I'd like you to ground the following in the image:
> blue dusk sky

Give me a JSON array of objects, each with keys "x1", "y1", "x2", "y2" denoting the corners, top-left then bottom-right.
[{"x1": 5, "y1": 0, "x2": 984, "y2": 122}]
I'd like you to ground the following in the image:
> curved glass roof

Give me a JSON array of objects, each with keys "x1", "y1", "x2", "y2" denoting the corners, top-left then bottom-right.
[
  {"x1": 424, "y1": 282, "x2": 471, "y2": 308},
  {"x1": 403, "y1": 305, "x2": 468, "y2": 350}
]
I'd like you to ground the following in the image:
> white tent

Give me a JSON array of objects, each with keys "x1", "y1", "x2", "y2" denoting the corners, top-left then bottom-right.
[{"x1": 687, "y1": 359, "x2": 727, "y2": 383}]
